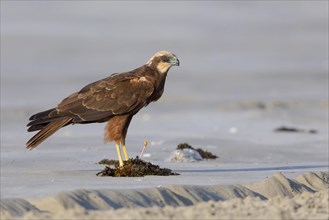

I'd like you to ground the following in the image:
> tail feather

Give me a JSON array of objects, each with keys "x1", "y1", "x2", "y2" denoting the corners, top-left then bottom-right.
[
  {"x1": 27, "y1": 117, "x2": 59, "y2": 128},
  {"x1": 29, "y1": 108, "x2": 56, "y2": 120},
  {"x1": 28, "y1": 123, "x2": 51, "y2": 132},
  {"x1": 26, "y1": 118, "x2": 72, "y2": 150},
  {"x1": 27, "y1": 108, "x2": 64, "y2": 131}
]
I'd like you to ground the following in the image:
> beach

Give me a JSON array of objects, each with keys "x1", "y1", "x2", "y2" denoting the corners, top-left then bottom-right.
[{"x1": 1, "y1": 1, "x2": 328, "y2": 219}]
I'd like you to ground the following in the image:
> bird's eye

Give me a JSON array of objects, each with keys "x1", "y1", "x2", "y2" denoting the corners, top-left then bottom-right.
[{"x1": 162, "y1": 56, "x2": 170, "y2": 63}]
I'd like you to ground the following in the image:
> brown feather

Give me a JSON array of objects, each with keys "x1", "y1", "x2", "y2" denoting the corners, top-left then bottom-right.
[
  {"x1": 26, "y1": 118, "x2": 72, "y2": 150},
  {"x1": 77, "y1": 66, "x2": 156, "y2": 115},
  {"x1": 104, "y1": 115, "x2": 132, "y2": 143},
  {"x1": 26, "y1": 51, "x2": 179, "y2": 150}
]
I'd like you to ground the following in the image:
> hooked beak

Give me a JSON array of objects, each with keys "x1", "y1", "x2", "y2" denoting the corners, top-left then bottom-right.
[{"x1": 172, "y1": 58, "x2": 180, "y2": 66}]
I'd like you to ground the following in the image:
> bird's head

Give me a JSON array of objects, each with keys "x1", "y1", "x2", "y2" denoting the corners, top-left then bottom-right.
[{"x1": 146, "y1": 51, "x2": 180, "y2": 74}]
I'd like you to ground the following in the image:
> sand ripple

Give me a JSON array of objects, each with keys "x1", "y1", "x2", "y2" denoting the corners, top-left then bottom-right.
[{"x1": 1, "y1": 171, "x2": 328, "y2": 219}]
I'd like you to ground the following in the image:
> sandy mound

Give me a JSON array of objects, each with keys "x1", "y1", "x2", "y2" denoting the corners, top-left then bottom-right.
[{"x1": 1, "y1": 171, "x2": 328, "y2": 220}]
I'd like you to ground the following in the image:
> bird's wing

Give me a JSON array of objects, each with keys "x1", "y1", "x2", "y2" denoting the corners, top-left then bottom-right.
[{"x1": 55, "y1": 72, "x2": 155, "y2": 122}]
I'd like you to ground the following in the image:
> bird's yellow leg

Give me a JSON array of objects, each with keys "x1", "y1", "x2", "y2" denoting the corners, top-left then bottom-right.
[
  {"x1": 115, "y1": 142, "x2": 124, "y2": 167},
  {"x1": 121, "y1": 140, "x2": 129, "y2": 161}
]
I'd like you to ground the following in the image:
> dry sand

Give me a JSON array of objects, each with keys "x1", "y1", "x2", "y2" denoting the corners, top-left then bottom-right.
[{"x1": 1, "y1": 171, "x2": 328, "y2": 220}]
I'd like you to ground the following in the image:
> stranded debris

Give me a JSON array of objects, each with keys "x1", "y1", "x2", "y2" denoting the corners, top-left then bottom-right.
[
  {"x1": 275, "y1": 126, "x2": 317, "y2": 134},
  {"x1": 97, "y1": 157, "x2": 179, "y2": 177},
  {"x1": 176, "y1": 143, "x2": 218, "y2": 159}
]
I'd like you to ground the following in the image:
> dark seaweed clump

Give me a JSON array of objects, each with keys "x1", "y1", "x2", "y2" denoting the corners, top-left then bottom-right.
[
  {"x1": 177, "y1": 143, "x2": 218, "y2": 159},
  {"x1": 98, "y1": 159, "x2": 119, "y2": 167},
  {"x1": 275, "y1": 126, "x2": 317, "y2": 134},
  {"x1": 97, "y1": 157, "x2": 179, "y2": 177}
]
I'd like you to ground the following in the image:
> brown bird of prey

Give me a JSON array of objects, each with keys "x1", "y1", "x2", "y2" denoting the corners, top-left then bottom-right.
[{"x1": 26, "y1": 51, "x2": 179, "y2": 167}]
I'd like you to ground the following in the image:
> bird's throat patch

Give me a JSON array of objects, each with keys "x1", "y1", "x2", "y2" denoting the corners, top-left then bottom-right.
[{"x1": 156, "y1": 62, "x2": 171, "y2": 74}]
